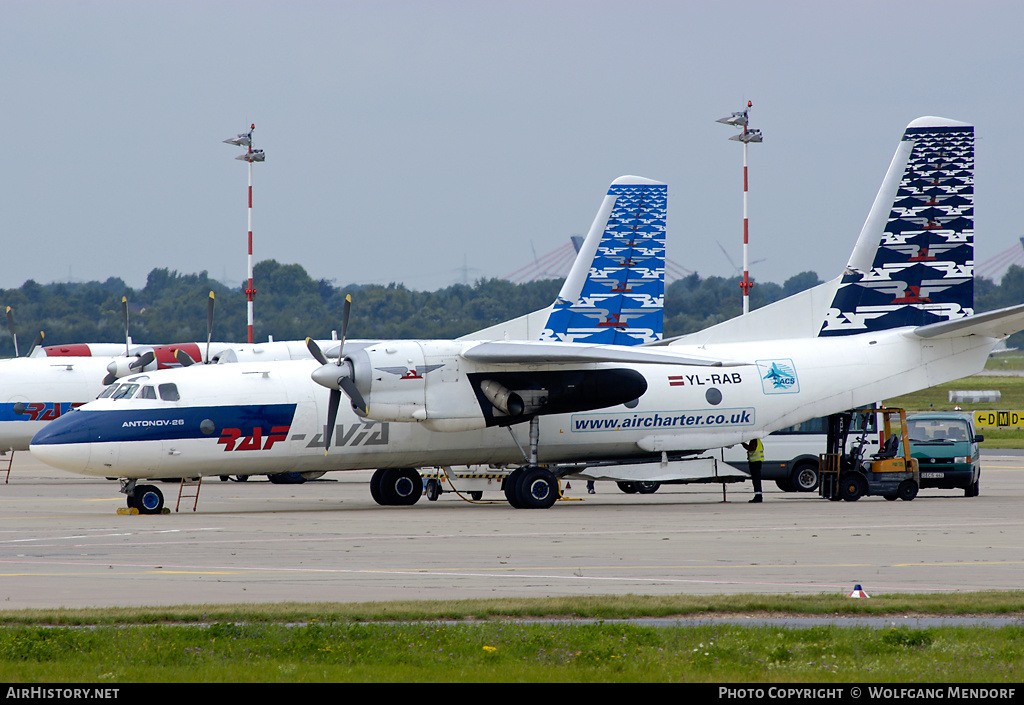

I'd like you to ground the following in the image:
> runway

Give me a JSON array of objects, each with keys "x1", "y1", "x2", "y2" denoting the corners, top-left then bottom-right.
[{"x1": 0, "y1": 454, "x2": 1021, "y2": 609}]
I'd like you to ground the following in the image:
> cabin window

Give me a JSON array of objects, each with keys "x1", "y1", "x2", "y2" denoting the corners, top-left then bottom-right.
[{"x1": 158, "y1": 383, "x2": 180, "y2": 402}]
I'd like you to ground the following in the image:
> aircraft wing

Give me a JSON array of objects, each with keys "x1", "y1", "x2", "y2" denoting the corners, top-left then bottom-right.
[
  {"x1": 911, "y1": 303, "x2": 1024, "y2": 340},
  {"x1": 461, "y1": 340, "x2": 740, "y2": 367}
]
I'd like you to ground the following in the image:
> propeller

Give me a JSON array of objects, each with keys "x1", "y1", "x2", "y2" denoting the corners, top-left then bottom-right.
[
  {"x1": 205, "y1": 290, "x2": 215, "y2": 364},
  {"x1": 173, "y1": 349, "x2": 197, "y2": 367},
  {"x1": 102, "y1": 297, "x2": 132, "y2": 384},
  {"x1": 6, "y1": 307, "x2": 18, "y2": 357},
  {"x1": 129, "y1": 351, "x2": 155, "y2": 371},
  {"x1": 103, "y1": 296, "x2": 154, "y2": 384},
  {"x1": 4, "y1": 307, "x2": 42, "y2": 358},
  {"x1": 26, "y1": 331, "x2": 43, "y2": 358},
  {"x1": 172, "y1": 291, "x2": 216, "y2": 367},
  {"x1": 120, "y1": 296, "x2": 130, "y2": 357},
  {"x1": 307, "y1": 294, "x2": 367, "y2": 454}
]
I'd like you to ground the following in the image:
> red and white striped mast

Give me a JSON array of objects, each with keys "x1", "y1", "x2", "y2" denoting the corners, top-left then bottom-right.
[
  {"x1": 717, "y1": 102, "x2": 762, "y2": 315},
  {"x1": 223, "y1": 124, "x2": 265, "y2": 343}
]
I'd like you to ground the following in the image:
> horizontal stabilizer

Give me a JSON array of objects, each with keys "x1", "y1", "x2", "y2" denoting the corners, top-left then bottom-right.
[
  {"x1": 912, "y1": 303, "x2": 1024, "y2": 340},
  {"x1": 462, "y1": 340, "x2": 739, "y2": 367}
]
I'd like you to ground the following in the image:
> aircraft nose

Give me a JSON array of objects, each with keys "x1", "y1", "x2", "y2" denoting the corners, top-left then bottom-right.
[
  {"x1": 29, "y1": 437, "x2": 91, "y2": 474},
  {"x1": 29, "y1": 411, "x2": 95, "y2": 475}
]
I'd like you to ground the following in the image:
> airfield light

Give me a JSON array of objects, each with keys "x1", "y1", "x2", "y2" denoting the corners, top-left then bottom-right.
[
  {"x1": 716, "y1": 101, "x2": 763, "y2": 315},
  {"x1": 223, "y1": 123, "x2": 265, "y2": 343}
]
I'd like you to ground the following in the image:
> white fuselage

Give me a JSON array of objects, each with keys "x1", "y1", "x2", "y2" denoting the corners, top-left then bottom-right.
[{"x1": 28, "y1": 328, "x2": 996, "y2": 479}]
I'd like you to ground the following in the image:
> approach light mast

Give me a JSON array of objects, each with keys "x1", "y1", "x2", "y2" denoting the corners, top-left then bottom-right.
[
  {"x1": 716, "y1": 102, "x2": 762, "y2": 315},
  {"x1": 223, "y1": 124, "x2": 265, "y2": 344}
]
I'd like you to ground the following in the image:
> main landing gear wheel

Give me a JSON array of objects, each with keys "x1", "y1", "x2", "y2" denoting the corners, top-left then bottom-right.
[
  {"x1": 370, "y1": 468, "x2": 422, "y2": 506},
  {"x1": 503, "y1": 468, "x2": 526, "y2": 508},
  {"x1": 130, "y1": 484, "x2": 164, "y2": 515},
  {"x1": 516, "y1": 466, "x2": 559, "y2": 509},
  {"x1": 503, "y1": 466, "x2": 559, "y2": 509}
]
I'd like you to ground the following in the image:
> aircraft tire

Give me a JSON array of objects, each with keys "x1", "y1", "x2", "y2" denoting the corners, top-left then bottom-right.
[
  {"x1": 616, "y1": 482, "x2": 639, "y2": 494},
  {"x1": 635, "y1": 482, "x2": 661, "y2": 494},
  {"x1": 516, "y1": 467, "x2": 559, "y2": 509},
  {"x1": 369, "y1": 469, "x2": 386, "y2": 505},
  {"x1": 134, "y1": 484, "x2": 164, "y2": 515},
  {"x1": 379, "y1": 468, "x2": 422, "y2": 506},
  {"x1": 503, "y1": 468, "x2": 526, "y2": 508}
]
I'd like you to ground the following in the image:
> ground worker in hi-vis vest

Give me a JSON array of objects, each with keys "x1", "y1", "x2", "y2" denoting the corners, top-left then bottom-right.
[{"x1": 742, "y1": 438, "x2": 764, "y2": 503}]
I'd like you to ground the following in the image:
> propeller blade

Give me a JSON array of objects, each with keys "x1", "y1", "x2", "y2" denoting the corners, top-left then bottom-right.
[
  {"x1": 205, "y1": 291, "x2": 215, "y2": 363},
  {"x1": 306, "y1": 337, "x2": 329, "y2": 366},
  {"x1": 174, "y1": 349, "x2": 197, "y2": 367},
  {"x1": 311, "y1": 294, "x2": 366, "y2": 431},
  {"x1": 27, "y1": 331, "x2": 43, "y2": 358},
  {"x1": 338, "y1": 376, "x2": 368, "y2": 416},
  {"x1": 6, "y1": 307, "x2": 18, "y2": 357},
  {"x1": 337, "y1": 294, "x2": 352, "y2": 364},
  {"x1": 129, "y1": 350, "x2": 155, "y2": 371},
  {"x1": 103, "y1": 360, "x2": 118, "y2": 386},
  {"x1": 324, "y1": 389, "x2": 341, "y2": 455},
  {"x1": 120, "y1": 296, "x2": 130, "y2": 357}
]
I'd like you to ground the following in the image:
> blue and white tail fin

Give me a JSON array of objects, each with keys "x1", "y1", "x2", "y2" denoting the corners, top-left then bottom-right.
[
  {"x1": 661, "y1": 117, "x2": 975, "y2": 348},
  {"x1": 819, "y1": 117, "x2": 974, "y2": 336},
  {"x1": 540, "y1": 176, "x2": 666, "y2": 344},
  {"x1": 460, "y1": 175, "x2": 666, "y2": 345}
]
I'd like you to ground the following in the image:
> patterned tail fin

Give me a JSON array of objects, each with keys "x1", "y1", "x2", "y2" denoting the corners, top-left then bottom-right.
[
  {"x1": 541, "y1": 176, "x2": 666, "y2": 345},
  {"x1": 819, "y1": 118, "x2": 974, "y2": 337}
]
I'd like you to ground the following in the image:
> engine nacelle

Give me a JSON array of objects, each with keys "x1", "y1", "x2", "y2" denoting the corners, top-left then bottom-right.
[
  {"x1": 339, "y1": 340, "x2": 648, "y2": 431},
  {"x1": 347, "y1": 340, "x2": 477, "y2": 425},
  {"x1": 104, "y1": 347, "x2": 157, "y2": 381}
]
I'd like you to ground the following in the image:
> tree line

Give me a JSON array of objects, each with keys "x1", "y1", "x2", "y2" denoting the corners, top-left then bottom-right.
[{"x1": 2, "y1": 261, "x2": 1022, "y2": 357}]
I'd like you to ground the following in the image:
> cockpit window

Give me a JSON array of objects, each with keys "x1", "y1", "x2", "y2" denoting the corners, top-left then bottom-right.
[
  {"x1": 97, "y1": 385, "x2": 118, "y2": 399},
  {"x1": 112, "y1": 383, "x2": 139, "y2": 400},
  {"x1": 139, "y1": 386, "x2": 157, "y2": 400},
  {"x1": 158, "y1": 383, "x2": 180, "y2": 402}
]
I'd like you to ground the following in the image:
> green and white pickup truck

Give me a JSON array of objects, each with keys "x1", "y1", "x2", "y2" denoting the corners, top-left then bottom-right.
[{"x1": 905, "y1": 412, "x2": 984, "y2": 497}]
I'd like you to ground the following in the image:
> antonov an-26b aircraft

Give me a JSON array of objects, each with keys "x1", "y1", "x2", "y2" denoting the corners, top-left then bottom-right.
[{"x1": 32, "y1": 117, "x2": 1024, "y2": 513}]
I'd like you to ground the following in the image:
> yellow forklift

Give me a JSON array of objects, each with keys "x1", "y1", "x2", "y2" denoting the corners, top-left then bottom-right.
[{"x1": 819, "y1": 407, "x2": 920, "y2": 501}]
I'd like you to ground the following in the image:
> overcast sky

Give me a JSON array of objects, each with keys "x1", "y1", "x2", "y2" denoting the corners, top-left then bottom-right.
[{"x1": 2, "y1": 1, "x2": 1022, "y2": 297}]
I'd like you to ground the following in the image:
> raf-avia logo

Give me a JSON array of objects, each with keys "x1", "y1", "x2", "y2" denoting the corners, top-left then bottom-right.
[{"x1": 757, "y1": 359, "x2": 799, "y2": 395}]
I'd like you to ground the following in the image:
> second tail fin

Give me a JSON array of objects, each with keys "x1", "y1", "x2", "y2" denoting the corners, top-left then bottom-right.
[{"x1": 819, "y1": 117, "x2": 974, "y2": 336}]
